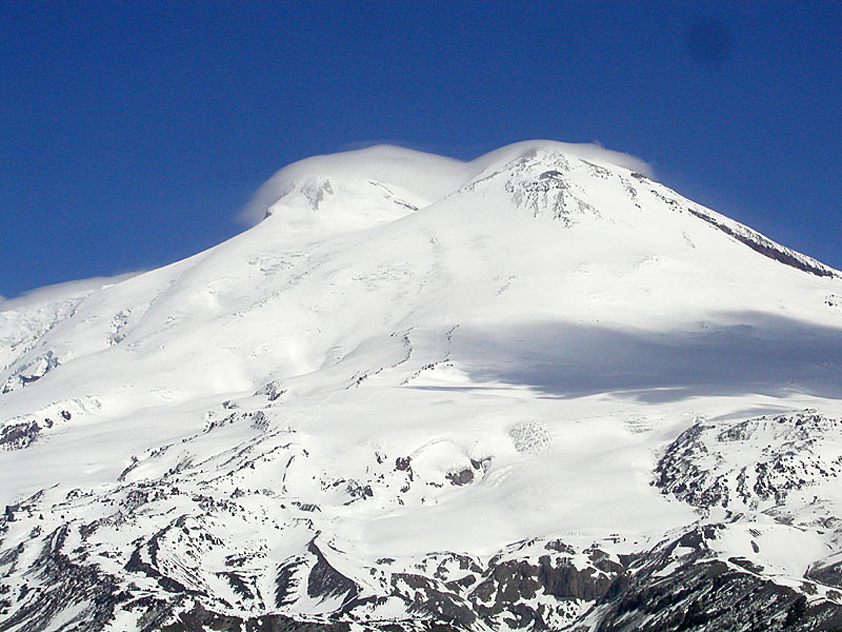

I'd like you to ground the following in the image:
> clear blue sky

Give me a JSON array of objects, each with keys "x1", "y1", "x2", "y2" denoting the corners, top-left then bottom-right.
[{"x1": 2, "y1": 1, "x2": 840, "y2": 298}]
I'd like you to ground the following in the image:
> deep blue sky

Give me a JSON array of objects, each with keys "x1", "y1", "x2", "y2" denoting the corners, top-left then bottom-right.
[{"x1": 2, "y1": 1, "x2": 840, "y2": 298}]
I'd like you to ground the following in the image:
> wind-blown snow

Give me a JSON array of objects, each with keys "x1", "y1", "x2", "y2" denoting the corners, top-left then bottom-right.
[
  {"x1": 0, "y1": 274, "x2": 138, "y2": 313},
  {"x1": 240, "y1": 140, "x2": 654, "y2": 226}
]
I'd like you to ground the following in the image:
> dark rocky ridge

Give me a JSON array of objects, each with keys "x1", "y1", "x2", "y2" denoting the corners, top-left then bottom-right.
[
  {"x1": 592, "y1": 526, "x2": 842, "y2": 632},
  {"x1": 5, "y1": 522, "x2": 840, "y2": 631},
  {"x1": 686, "y1": 207, "x2": 837, "y2": 278}
]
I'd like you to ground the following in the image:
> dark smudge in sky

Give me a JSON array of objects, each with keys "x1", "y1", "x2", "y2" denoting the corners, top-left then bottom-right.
[{"x1": 686, "y1": 17, "x2": 735, "y2": 67}]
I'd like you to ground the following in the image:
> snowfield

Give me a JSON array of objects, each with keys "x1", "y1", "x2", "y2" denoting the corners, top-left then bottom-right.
[{"x1": 1, "y1": 140, "x2": 842, "y2": 631}]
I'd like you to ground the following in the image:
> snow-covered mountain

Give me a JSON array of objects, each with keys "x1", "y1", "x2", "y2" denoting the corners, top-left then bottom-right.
[{"x1": 2, "y1": 141, "x2": 842, "y2": 632}]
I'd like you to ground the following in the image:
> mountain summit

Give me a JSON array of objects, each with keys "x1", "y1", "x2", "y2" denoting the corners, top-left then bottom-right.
[{"x1": 2, "y1": 142, "x2": 842, "y2": 631}]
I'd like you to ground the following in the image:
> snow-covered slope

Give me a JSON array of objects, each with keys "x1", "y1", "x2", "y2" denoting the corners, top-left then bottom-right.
[{"x1": 2, "y1": 141, "x2": 842, "y2": 632}]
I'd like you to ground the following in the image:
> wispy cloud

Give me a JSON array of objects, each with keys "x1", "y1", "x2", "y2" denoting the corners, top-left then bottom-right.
[
  {"x1": 238, "y1": 141, "x2": 655, "y2": 227},
  {"x1": 0, "y1": 274, "x2": 138, "y2": 312}
]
